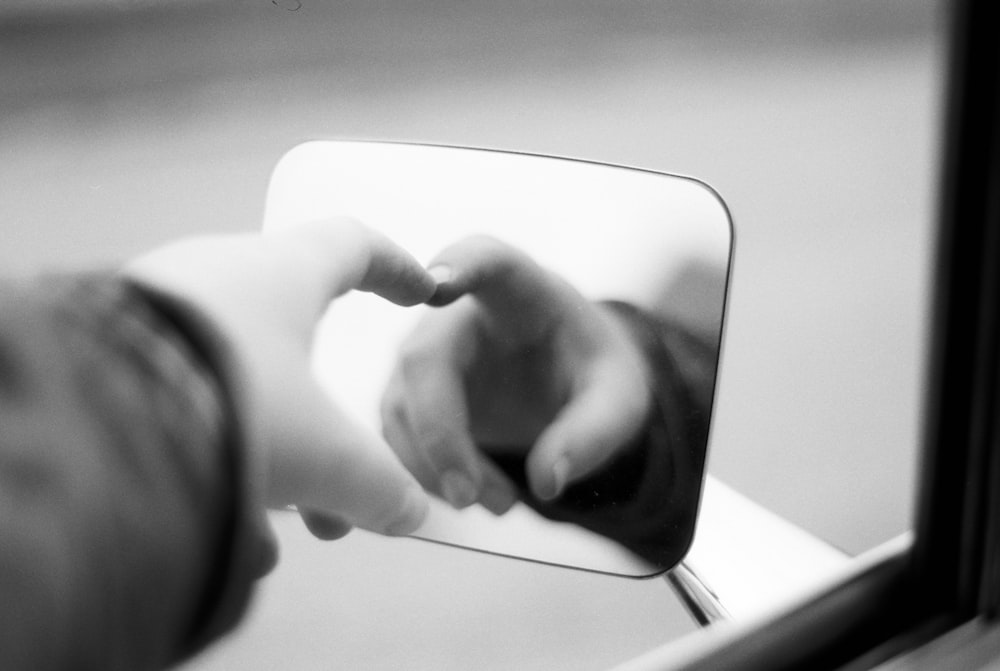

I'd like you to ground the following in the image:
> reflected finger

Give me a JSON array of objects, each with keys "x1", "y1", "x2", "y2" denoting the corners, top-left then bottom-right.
[
  {"x1": 300, "y1": 509, "x2": 353, "y2": 541},
  {"x1": 425, "y1": 235, "x2": 586, "y2": 344},
  {"x1": 396, "y1": 306, "x2": 485, "y2": 509},
  {"x1": 381, "y1": 376, "x2": 441, "y2": 495},
  {"x1": 477, "y1": 456, "x2": 519, "y2": 516},
  {"x1": 402, "y1": 367, "x2": 482, "y2": 510},
  {"x1": 527, "y1": 362, "x2": 651, "y2": 501}
]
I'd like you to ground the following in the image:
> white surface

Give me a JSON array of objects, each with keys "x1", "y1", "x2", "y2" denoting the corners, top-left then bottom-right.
[{"x1": 685, "y1": 476, "x2": 849, "y2": 621}]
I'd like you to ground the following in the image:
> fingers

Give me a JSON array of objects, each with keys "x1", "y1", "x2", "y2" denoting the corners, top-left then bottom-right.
[
  {"x1": 128, "y1": 220, "x2": 442, "y2": 543},
  {"x1": 299, "y1": 509, "x2": 353, "y2": 541},
  {"x1": 423, "y1": 238, "x2": 656, "y2": 503},
  {"x1": 425, "y1": 235, "x2": 585, "y2": 344},
  {"x1": 477, "y1": 459, "x2": 520, "y2": 515},
  {"x1": 383, "y1": 400, "x2": 519, "y2": 515},
  {"x1": 380, "y1": 389, "x2": 438, "y2": 494},
  {"x1": 425, "y1": 235, "x2": 528, "y2": 307},
  {"x1": 126, "y1": 219, "x2": 436, "y2": 353},
  {"x1": 258, "y1": 222, "x2": 438, "y2": 535},
  {"x1": 404, "y1": 365, "x2": 483, "y2": 503},
  {"x1": 388, "y1": 236, "x2": 654, "y2": 507},
  {"x1": 382, "y1": 386, "x2": 518, "y2": 515},
  {"x1": 266, "y1": 357, "x2": 430, "y2": 537},
  {"x1": 265, "y1": 217, "x2": 437, "y2": 313},
  {"x1": 380, "y1": 306, "x2": 518, "y2": 515},
  {"x1": 526, "y1": 357, "x2": 653, "y2": 501}
]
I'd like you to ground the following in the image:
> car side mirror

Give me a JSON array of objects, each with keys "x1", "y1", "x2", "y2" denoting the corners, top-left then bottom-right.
[{"x1": 264, "y1": 140, "x2": 733, "y2": 578}]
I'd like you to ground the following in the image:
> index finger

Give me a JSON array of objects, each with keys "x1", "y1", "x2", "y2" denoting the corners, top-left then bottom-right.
[
  {"x1": 395, "y1": 303, "x2": 486, "y2": 505},
  {"x1": 266, "y1": 217, "x2": 437, "y2": 309},
  {"x1": 425, "y1": 235, "x2": 587, "y2": 344},
  {"x1": 266, "y1": 367, "x2": 430, "y2": 536}
]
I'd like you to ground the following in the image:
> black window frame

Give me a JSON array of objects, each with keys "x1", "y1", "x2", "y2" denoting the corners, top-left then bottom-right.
[{"x1": 672, "y1": 0, "x2": 1000, "y2": 668}]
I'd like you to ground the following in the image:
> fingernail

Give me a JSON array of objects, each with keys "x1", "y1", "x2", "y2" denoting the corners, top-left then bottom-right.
[
  {"x1": 538, "y1": 456, "x2": 571, "y2": 501},
  {"x1": 382, "y1": 486, "x2": 429, "y2": 536},
  {"x1": 480, "y1": 482, "x2": 518, "y2": 515},
  {"x1": 427, "y1": 265, "x2": 457, "y2": 306},
  {"x1": 302, "y1": 510, "x2": 353, "y2": 541},
  {"x1": 440, "y1": 470, "x2": 478, "y2": 509},
  {"x1": 427, "y1": 265, "x2": 453, "y2": 286}
]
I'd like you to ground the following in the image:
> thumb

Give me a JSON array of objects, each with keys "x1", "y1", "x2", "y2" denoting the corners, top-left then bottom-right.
[
  {"x1": 266, "y1": 366, "x2": 429, "y2": 536},
  {"x1": 425, "y1": 235, "x2": 580, "y2": 344},
  {"x1": 525, "y1": 368, "x2": 651, "y2": 502},
  {"x1": 265, "y1": 218, "x2": 437, "y2": 315}
]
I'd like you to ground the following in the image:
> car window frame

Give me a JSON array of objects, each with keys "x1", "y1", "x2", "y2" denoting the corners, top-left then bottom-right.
[{"x1": 659, "y1": 0, "x2": 1000, "y2": 667}]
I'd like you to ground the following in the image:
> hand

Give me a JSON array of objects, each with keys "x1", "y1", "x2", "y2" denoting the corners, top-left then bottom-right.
[
  {"x1": 381, "y1": 236, "x2": 653, "y2": 514},
  {"x1": 123, "y1": 218, "x2": 435, "y2": 540}
]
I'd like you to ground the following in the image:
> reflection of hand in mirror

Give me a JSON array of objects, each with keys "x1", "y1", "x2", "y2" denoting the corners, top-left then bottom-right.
[
  {"x1": 381, "y1": 235, "x2": 714, "y2": 565},
  {"x1": 381, "y1": 235, "x2": 654, "y2": 512}
]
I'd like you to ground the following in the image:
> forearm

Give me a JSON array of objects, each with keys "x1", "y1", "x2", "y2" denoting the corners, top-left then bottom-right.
[{"x1": 0, "y1": 274, "x2": 271, "y2": 670}]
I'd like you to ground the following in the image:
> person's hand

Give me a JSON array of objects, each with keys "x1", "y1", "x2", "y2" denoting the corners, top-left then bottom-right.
[
  {"x1": 123, "y1": 218, "x2": 435, "y2": 540},
  {"x1": 381, "y1": 235, "x2": 653, "y2": 514}
]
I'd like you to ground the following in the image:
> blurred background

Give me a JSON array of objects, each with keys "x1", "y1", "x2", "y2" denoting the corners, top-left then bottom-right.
[{"x1": 1, "y1": 1, "x2": 944, "y2": 669}]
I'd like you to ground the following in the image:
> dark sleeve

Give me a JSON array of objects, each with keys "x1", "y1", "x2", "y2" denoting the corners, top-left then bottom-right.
[
  {"x1": 0, "y1": 274, "x2": 276, "y2": 671},
  {"x1": 488, "y1": 300, "x2": 716, "y2": 571}
]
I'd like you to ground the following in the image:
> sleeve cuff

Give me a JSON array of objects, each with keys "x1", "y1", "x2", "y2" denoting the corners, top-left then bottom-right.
[{"x1": 123, "y1": 279, "x2": 278, "y2": 662}]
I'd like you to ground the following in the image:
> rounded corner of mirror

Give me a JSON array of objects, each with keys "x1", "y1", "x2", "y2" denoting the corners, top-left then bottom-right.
[{"x1": 270, "y1": 138, "x2": 328, "y2": 176}]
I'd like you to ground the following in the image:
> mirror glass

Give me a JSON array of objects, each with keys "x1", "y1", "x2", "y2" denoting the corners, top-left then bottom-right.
[{"x1": 264, "y1": 140, "x2": 733, "y2": 577}]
